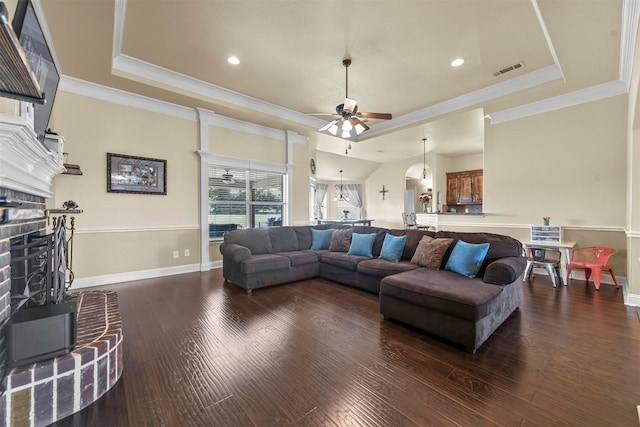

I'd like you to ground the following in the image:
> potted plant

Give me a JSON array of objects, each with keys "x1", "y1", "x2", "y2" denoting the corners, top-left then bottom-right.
[{"x1": 419, "y1": 193, "x2": 432, "y2": 213}]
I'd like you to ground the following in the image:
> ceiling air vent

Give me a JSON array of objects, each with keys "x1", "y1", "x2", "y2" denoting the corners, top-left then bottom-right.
[{"x1": 492, "y1": 62, "x2": 525, "y2": 77}]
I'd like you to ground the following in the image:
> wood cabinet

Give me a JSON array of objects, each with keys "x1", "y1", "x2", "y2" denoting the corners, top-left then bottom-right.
[{"x1": 446, "y1": 169, "x2": 483, "y2": 206}]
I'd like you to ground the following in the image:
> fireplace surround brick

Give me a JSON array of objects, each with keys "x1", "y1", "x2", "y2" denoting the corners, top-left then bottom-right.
[
  {"x1": 0, "y1": 290, "x2": 123, "y2": 426},
  {"x1": 1, "y1": 187, "x2": 124, "y2": 425}
]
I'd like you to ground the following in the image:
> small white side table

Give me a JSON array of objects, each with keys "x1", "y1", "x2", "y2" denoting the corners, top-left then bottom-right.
[{"x1": 522, "y1": 241, "x2": 576, "y2": 282}]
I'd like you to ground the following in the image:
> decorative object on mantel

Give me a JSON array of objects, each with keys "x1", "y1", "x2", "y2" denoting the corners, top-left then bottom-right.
[
  {"x1": 379, "y1": 185, "x2": 389, "y2": 200},
  {"x1": 107, "y1": 152, "x2": 167, "y2": 195},
  {"x1": 543, "y1": 217, "x2": 550, "y2": 226},
  {"x1": 62, "y1": 199, "x2": 78, "y2": 210},
  {"x1": 61, "y1": 152, "x2": 83, "y2": 175},
  {"x1": 419, "y1": 192, "x2": 432, "y2": 213},
  {"x1": 342, "y1": 210, "x2": 349, "y2": 220}
]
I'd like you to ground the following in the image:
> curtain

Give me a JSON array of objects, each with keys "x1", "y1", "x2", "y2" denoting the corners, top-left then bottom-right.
[
  {"x1": 342, "y1": 184, "x2": 363, "y2": 218},
  {"x1": 314, "y1": 183, "x2": 328, "y2": 220}
]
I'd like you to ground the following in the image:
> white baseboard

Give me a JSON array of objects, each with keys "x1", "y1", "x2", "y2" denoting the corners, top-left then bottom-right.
[
  {"x1": 534, "y1": 268, "x2": 640, "y2": 306},
  {"x1": 70, "y1": 264, "x2": 202, "y2": 289}
]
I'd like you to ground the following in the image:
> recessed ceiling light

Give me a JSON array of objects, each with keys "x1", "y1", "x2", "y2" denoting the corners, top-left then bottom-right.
[
  {"x1": 451, "y1": 58, "x2": 465, "y2": 67},
  {"x1": 227, "y1": 56, "x2": 240, "y2": 65}
]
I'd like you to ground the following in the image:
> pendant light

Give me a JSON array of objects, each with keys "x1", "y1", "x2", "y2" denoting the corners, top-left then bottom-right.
[
  {"x1": 421, "y1": 138, "x2": 427, "y2": 182},
  {"x1": 334, "y1": 169, "x2": 349, "y2": 201}
]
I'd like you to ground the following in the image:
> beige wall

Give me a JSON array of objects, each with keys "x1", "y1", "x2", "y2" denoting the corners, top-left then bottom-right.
[
  {"x1": 485, "y1": 95, "x2": 627, "y2": 227},
  {"x1": 208, "y1": 126, "x2": 286, "y2": 163},
  {"x1": 48, "y1": 92, "x2": 200, "y2": 279}
]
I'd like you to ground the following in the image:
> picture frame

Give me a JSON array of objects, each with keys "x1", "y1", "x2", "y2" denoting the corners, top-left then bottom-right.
[{"x1": 107, "y1": 153, "x2": 166, "y2": 195}]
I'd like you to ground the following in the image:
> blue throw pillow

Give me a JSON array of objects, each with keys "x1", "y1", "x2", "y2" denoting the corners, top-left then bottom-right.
[
  {"x1": 347, "y1": 233, "x2": 377, "y2": 258},
  {"x1": 310, "y1": 228, "x2": 333, "y2": 250},
  {"x1": 445, "y1": 240, "x2": 491, "y2": 278},
  {"x1": 379, "y1": 233, "x2": 407, "y2": 262}
]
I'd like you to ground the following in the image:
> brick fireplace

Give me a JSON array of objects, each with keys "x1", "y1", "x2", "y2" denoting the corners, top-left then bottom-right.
[
  {"x1": 0, "y1": 188, "x2": 47, "y2": 377},
  {"x1": 0, "y1": 102, "x2": 124, "y2": 426}
]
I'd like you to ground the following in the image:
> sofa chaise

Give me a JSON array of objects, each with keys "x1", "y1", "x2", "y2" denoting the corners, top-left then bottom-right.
[{"x1": 219, "y1": 225, "x2": 526, "y2": 352}]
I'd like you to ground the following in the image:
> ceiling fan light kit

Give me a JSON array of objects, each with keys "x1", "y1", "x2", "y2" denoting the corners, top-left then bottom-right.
[{"x1": 318, "y1": 58, "x2": 392, "y2": 144}]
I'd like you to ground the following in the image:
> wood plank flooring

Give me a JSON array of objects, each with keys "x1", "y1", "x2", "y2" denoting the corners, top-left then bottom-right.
[{"x1": 53, "y1": 270, "x2": 640, "y2": 426}]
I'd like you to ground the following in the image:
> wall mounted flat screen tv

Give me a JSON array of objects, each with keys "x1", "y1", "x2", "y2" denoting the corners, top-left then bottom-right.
[{"x1": 12, "y1": 0, "x2": 60, "y2": 143}]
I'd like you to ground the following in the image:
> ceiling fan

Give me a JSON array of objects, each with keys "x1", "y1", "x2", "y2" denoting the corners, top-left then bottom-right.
[
  {"x1": 221, "y1": 169, "x2": 235, "y2": 184},
  {"x1": 316, "y1": 58, "x2": 392, "y2": 139}
]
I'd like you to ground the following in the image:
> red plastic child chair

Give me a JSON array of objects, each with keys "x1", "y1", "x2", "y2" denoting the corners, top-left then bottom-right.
[{"x1": 566, "y1": 246, "x2": 620, "y2": 291}]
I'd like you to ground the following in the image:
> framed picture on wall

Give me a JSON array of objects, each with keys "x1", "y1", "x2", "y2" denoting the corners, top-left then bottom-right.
[{"x1": 107, "y1": 153, "x2": 167, "y2": 195}]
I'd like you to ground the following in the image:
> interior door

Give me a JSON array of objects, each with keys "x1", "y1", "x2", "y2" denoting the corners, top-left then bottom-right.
[{"x1": 405, "y1": 187, "x2": 416, "y2": 214}]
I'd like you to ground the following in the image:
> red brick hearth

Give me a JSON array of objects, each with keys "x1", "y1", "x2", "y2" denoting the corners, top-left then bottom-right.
[{"x1": 0, "y1": 290, "x2": 123, "y2": 426}]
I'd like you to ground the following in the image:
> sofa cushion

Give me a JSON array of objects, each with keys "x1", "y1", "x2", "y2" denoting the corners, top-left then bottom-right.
[
  {"x1": 276, "y1": 250, "x2": 318, "y2": 266},
  {"x1": 241, "y1": 254, "x2": 290, "y2": 275},
  {"x1": 329, "y1": 228, "x2": 353, "y2": 252},
  {"x1": 445, "y1": 241, "x2": 491, "y2": 279},
  {"x1": 379, "y1": 233, "x2": 407, "y2": 262},
  {"x1": 410, "y1": 236, "x2": 454, "y2": 269},
  {"x1": 347, "y1": 233, "x2": 377, "y2": 258},
  {"x1": 357, "y1": 259, "x2": 420, "y2": 278},
  {"x1": 388, "y1": 229, "x2": 437, "y2": 260},
  {"x1": 224, "y1": 229, "x2": 272, "y2": 255},
  {"x1": 483, "y1": 256, "x2": 527, "y2": 285},
  {"x1": 380, "y1": 268, "x2": 504, "y2": 321},
  {"x1": 293, "y1": 226, "x2": 321, "y2": 250},
  {"x1": 310, "y1": 228, "x2": 333, "y2": 250},
  {"x1": 435, "y1": 231, "x2": 523, "y2": 273},
  {"x1": 349, "y1": 226, "x2": 388, "y2": 256},
  {"x1": 320, "y1": 251, "x2": 369, "y2": 272},
  {"x1": 268, "y1": 227, "x2": 299, "y2": 252}
]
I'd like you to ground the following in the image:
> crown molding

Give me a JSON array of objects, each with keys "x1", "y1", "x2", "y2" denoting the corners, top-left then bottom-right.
[
  {"x1": 111, "y1": 53, "x2": 326, "y2": 129},
  {"x1": 620, "y1": 0, "x2": 640, "y2": 90},
  {"x1": 59, "y1": 75, "x2": 197, "y2": 121},
  {"x1": 485, "y1": 79, "x2": 627, "y2": 124},
  {"x1": 366, "y1": 64, "x2": 563, "y2": 138}
]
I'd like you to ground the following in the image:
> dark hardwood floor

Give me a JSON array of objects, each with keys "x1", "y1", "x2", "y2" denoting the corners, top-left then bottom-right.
[{"x1": 54, "y1": 270, "x2": 640, "y2": 426}]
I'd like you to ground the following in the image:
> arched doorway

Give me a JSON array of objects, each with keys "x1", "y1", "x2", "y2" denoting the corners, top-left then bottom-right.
[{"x1": 405, "y1": 163, "x2": 434, "y2": 214}]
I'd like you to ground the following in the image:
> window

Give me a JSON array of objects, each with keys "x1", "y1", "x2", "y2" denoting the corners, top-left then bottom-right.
[{"x1": 208, "y1": 166, "x2": 285, "y2": 239}]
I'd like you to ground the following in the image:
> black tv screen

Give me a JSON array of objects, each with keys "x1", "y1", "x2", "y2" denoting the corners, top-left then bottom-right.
[{"x1": 12, "y1": 0, "x2": 59, "y2": 143}]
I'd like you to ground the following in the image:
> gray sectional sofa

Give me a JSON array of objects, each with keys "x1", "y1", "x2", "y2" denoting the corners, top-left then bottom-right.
[{"x1": 219, "y1": 225, "x2": 526, "y2": 353}]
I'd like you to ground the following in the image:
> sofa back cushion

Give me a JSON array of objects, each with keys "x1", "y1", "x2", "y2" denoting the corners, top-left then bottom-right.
[
  {"x1": 310, "y1": 228, "x2": 334, "y2": 250},
  {"x1": 388, "y1": 229, "x2": 437, "y2": 261},
  {"x1": 379, "y1": 233, "x2": 407, "y2": 262},
  {"x1": 224, "y1": 228, "x2": 273, "y2": 255},
  {"x1": 348, "y1": 226, "x2": 388, "y2": 256},
  {"x1": 434, "y1": 231, "x2": 523, "y2": 272},
  {"x1": 268, "y1": 227, "x2": 299, "y2": 252},
  {"x1": 410, "y1": 236, "x2": 454, "y2": 269},
  {"x1": 329, "y1": 229, "x2": 353, "y2": 252},
  {"x1": 444, "y1": 240, "x2": 491, "y2": 278},
  {"x1": 347, "y1": 233, "x2": 377, "y2": 258}
]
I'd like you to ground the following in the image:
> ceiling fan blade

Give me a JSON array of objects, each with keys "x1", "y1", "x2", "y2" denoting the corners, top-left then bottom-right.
[
  {"x1": 358, "y1": 112, "x2": 392, "y2": 120},
  {"x1": 319, "y1": 119, "x2": 338, "y2": 132},
  {"x1": 343, "y1": 98, "x2": 357, "y2": 114},
  {"x1": 307, "y1": 112, "x2": 340, "y2": 117},
  {"x1": 351, "y1": 117, "x2": 369, "y2": 135}
]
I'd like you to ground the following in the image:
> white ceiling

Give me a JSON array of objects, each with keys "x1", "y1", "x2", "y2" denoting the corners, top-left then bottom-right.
[{"x1": 38, "y1": 0, "x2": 629, "y2": 181}]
